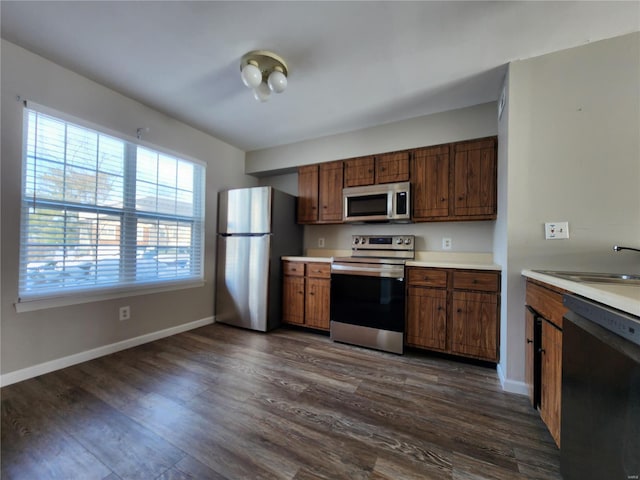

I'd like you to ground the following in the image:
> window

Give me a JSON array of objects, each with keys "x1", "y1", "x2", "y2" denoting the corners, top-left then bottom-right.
[{"x1": 18, "y1": 105, "x2": 205, "y2": 306}]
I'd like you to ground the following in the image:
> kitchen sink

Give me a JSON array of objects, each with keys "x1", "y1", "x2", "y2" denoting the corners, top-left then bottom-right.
[{"x1": 533, "y1": 270, "x2": 640, "y2": 286}]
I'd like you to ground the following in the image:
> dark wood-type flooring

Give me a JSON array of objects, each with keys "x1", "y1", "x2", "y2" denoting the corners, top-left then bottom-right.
[{"x1": 1, "y1": 323, "x2": 561, "y2": 479}]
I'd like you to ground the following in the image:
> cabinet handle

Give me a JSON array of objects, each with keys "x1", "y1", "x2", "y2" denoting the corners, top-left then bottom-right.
[
  {"x1": 539, "y1": 348, "x2": 545, "y2": 354},
  {"x1": 368, "y1": 169, "x2": 373, "y2": 174},
  {"x1": 381, "y1": 167, "x2": 386, "y2": 172},
  {"x1": 441, "y1": 197, "x2": 446, "y2": 202},
  {"x1": 298, "y1": 291, "x2": 304, "y2": 295},
  {"x1": 458, "y1": 196, "x2": 464, "y2": 201},
  {"x1": 437, "y1": 306, "x2": 443, "y2": 311},
  {"x1": 323, "y1": 205, "x2": 327, "y2": 209},
  {"x1": 309, "y1": 292, "x2": 315, "y2": 296},
  {"x1": 526, "y1": 338, "x2": 533, "y2": 344},
  {"x1": 472, "y1": 279, "x2": 478, "y2": 284},
  {"x1": 457, "y1": 308, "x2": 462, "y2": 313}
]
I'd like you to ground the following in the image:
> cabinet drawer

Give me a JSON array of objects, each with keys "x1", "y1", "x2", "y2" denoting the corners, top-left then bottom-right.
[
  {"x1": 526, "y1": 280, "x2": 567, "y2": 329},
  {"x1": 453, "y1": 271, "x2": 499, "y2": 292},
  {"x1": 407, "y1": 268, "x2": 447, "y2": 287},
  {"x1": 306, "y1": 262, "x2": 331, "y2": 278},
  {"x1": 283, "y1": 261, "x2": 304, "y2": 276}
]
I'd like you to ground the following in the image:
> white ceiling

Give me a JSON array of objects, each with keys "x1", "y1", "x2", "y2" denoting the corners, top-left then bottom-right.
[{"x1": 1, "y1": 1, "x2": 638, "y2": 151}]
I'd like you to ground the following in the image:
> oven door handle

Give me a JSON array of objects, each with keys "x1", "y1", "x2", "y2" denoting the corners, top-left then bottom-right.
[{"x1": 331, "y1": 264, "x2": 404, "y2": 279}]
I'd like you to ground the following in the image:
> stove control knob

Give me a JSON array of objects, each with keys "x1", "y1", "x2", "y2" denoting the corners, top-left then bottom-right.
[
  {"x1": 396, "y1": 238, "x2": 403, "y2": 245},
  {"x1": 360, "y1": 237, "x2": 367, "y2": 244},
  {"x1": 354, "y1": 238, "x2": 360, "y2": 245},
  {"x1": 404, "y1": 238, "x2": 412, "y2": 245}
]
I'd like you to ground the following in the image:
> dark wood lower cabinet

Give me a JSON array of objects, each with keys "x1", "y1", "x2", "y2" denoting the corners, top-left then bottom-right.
[
  {"x1": 406, "y1": 286, "x2": 447, "y2": 351},
  {"x1": 451, "y1": 291, "x2": 498, "y2": 360},
  {"x1": 305, "y1": 277, "x2": 330, "y2": 330},
  {"x1": 282, "y1": 260, "x2": 331, "y2": 331},
  {"x1": 406, "y1": 267, "x2": 500, "y2": 363},
  {"x1": 525, "y1": 278, "x2": 567, "y2": 449}
]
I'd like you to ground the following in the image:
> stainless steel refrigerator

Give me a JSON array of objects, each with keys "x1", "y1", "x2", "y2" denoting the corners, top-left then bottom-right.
[{"x1": 215, "y1": 186, "x2": 303, "y2": 331}]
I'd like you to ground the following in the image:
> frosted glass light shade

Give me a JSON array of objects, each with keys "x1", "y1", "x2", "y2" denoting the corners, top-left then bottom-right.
[
  {"x1": 241, "y1": 63, "x2": 262, "y2": 89},
  {"x1": 268, "y1": 70, "x2": 287, "y2": 93},
  {"x1": 253, "y1": 82, "x2": 271, "y2": 102}
]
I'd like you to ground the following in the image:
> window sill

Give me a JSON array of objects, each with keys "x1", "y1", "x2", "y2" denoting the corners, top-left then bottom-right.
[{"x1": 15, "y1": 280, "x2": 206, "y2": 313}]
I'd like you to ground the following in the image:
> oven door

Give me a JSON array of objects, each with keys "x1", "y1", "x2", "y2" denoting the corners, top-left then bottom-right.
[{"x1": 330, "y1": 272, "x2": 405, "y2": 332}]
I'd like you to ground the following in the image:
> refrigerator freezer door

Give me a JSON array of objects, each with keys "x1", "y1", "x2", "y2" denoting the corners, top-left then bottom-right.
[
  {"x1": 218, "y1": 186, "x2": 272, "y2": 234},
  {"x1": 215, "y1": 234, "x2": 270, "y2": 331}
]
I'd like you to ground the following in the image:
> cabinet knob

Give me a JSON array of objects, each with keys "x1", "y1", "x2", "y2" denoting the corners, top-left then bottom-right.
[
  {"x1": 526, "y1": 338, "x2": 533, "y2": 344},
  {"x1": 323, "y1": 205, "x2": 327, "y2": 209},
  {"x1": 309, "y1": 292, "x2": 315, "y2": 296},
  {"x1": 441, "y1": 197, "x2": 446, "y2": 202},
  {"x1": 298, "y1": 291, "x2": 304, "y2": 295},
  {"x1": 539, "y1": 348, "x2": 545, "y2": 354},
  {"x1": 437, "y1": 306, "x2": 443, "y2": 311},
  {"x1": 458, "y1": 196, "x2": 464, "y2": 201}
]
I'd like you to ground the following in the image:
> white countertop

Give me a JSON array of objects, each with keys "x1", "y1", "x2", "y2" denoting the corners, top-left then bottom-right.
[
  {"x1": 406, "y1": 260, "x2": 500, "y2": 271},
  {"x1": 282, "y1": 256, "x2": 333, "y2": 263},
  {"x1": 282, "y1": 252, "x2": 500, "y2": 271},
  {"x1": 522, "y1": 269, "x2": 640, "y2": 317}
]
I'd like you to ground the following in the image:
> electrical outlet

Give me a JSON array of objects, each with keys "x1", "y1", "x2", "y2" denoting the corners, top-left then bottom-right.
[
  {"x1": 318, "y1": 237, "x2": 325, "y2": 248},
  {"x1": 119, "y1": 306, "x2": 130, "y2": 321},
  {"x1": 545, "y1": 221, "x2": 569, "y2": 240},
  {"x1": 442, "y1": 237, "x2": 452, "y2": 250}
]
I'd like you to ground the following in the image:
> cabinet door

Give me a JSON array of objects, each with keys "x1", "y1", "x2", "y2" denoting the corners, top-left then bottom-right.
[
  {"x1": 375, "y1": 152, "x2": 410, "y2": 184},
  {"x1": 453, "y1": 138, "x2": 496, "y2": 218},
  {"x1": 541, "y1": 320, "x2": 562, "y2": 448},
  {"x1": 451, "y1": 291, "x2": 498, "y2": 361},
  {"x1": 282, "y1": 275, "x2": 305, "y2": 325},
  {"x1": 406, "y1": 286, "x2": 447, "y2": 350},
  {"x1": 318, "y1": 161, "x2": 344, "y2": 223},
  {"x1": 344, "y1": 156, "x2": 374, "y2": 187},
  {"x1": 297, "y1": 165, "x2": 319, "y2": 223},
  {"x1": 305, "y1": 278, "x2": 330, "y2": 330},
  {"x1": 525, "y1": 308, "x2": 535, "y2": 407},
  {"x1": 411, "y1": 145, "x2": 449, "y2": 220}
]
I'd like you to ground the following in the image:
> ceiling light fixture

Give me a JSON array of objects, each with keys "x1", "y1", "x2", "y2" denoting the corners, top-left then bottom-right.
[{"x1": 240, "y1": 50, "x2": 288, "y2": 103}]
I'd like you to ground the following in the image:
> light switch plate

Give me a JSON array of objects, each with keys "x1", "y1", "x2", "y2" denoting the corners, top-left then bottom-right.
[{"x1": 545, "y1": 222, "x2": 569, "y2": 240}]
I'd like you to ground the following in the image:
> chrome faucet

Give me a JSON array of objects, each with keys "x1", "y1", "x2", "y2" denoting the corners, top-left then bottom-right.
[{"x1": 613, "y1": 245, "x2": 640, "y2": 253}]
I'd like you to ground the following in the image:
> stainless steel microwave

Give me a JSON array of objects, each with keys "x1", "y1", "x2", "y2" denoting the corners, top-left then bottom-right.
[{"x1": 343, "y1": 181, "x2": 411, "y2": 223}]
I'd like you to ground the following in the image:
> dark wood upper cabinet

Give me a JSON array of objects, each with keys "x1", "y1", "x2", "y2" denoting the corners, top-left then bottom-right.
[
  {"x1": 412, "y1": 137, "x2": 497, "y2": 222},
  {"x1": 318, "y1": 161, "x2": 344, "y2": 223},
  {"x1": 453, "y1": 138, "x2": 497, "y2": 218},
  {"x1": 411, "y1": 144, "x2": 450, "y2": 220},
  {"x1": 297, "y1": 164, "x2": 319, "y2": 224},
  {"x1": 344, "y1": 156, "x2": 374, "y2": 187},
  {"x1": 297, "y1": 136, "x2": 497, "y2": 225},
  {"x1": 374, "y1": 151, "x2": 410, "y2": 184}
]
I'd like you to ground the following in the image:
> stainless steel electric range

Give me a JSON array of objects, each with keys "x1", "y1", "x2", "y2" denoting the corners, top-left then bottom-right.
[{"x1": 330, "y1": 234, "x2": 414, "y2": 354}]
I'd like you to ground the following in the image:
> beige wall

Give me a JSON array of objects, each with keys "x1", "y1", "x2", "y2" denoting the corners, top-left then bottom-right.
[
  {"x1": 0, "y1": 40, "x2": 256, "y2": 377},
  {"x1": 254, "y1": 103, "x2": 499, "y2": 254},
  {"x1": 499, "y1": 32, "x2": 640, "y2": 390}
]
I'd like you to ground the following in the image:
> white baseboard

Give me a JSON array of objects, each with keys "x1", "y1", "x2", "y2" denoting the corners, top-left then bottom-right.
[
  {"x1": 497, "y1": 362, "x2": 528, "y2": 396},
  {"x1": 0, "y1": 316, "x2": 215, "y2": 387}
]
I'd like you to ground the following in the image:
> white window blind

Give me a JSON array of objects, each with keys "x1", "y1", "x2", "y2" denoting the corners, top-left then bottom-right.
[{"x1": 18, "y1": 105, "x2": 205, "y2": 304}]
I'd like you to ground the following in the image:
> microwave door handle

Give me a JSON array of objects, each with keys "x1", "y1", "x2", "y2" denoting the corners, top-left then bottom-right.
[{"x1": 388, "y1": 191, "x2": 394, "y2": 219}]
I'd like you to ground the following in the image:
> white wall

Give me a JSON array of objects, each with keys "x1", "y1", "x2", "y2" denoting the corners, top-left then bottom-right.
[
  {"x1": 253, "y1": 103, "x2": 499, "y2": 254},
  {"x1": 0, "y1": 40, "x2": 256, "y2": 377},
  {"x1": 500, "y1": 32, "x2": 640, "y2": 390},
  {"x1": 246, "y1": 103, "x2": 498, "y2": 174}
]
